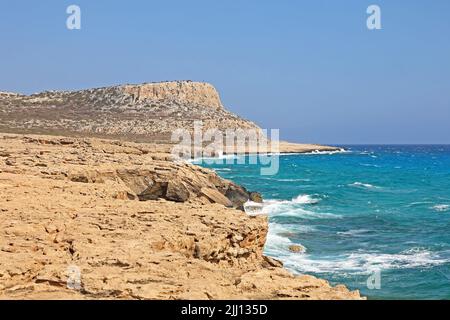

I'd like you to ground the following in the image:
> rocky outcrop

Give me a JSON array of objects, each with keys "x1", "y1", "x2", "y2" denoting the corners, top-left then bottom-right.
[
  {"x1": 0, "y1": 133, "x2": 363, "y2": 300},
  {"x1": 0, "y1": 91, "x2": 21, "y2": 98},
  {"x1": 289, "y1": 245, "x2": 307, "y2": 253},
  {"x1": 66, "y1": 163, "x2": 254, "y2": 210},
  {"x1": 0, "y1": 81, "x2": 261, "y2": 142},
  {"x1": 122, "y1": 81, "x2": 223, "y2": 110}
]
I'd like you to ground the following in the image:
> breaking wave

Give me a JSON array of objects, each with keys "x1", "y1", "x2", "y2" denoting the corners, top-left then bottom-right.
[
  {"x1": 281, "y1": 247, "x2": 447, "y2": 275},
  {"x1": 265, "y1": 223, "x2": 312, "y2": 256},
  {"x1": 432, "y1": 204, "x2": 450, "y2": 212},
  {"x1": 350, "y1": 182, "x2": 381, "y2": 189},
  {"x1": 260, "y1": 194, "x2": 341, "y2": 219},
  {"x1": 301, "y1": 148, "x2": 348, "y2": 155}
]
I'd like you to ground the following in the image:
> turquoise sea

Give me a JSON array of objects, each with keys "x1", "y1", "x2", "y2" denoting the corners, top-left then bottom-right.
[{"x1": 195, "y1": 145, "x2": 450, "y2": 300}]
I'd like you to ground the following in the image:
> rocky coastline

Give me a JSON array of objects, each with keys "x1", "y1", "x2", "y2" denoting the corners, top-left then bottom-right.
[
  {"x1": 0, "y1": 133, "x2": 362, "y2": 299},
  {"x1": 0, "y1": 81, "x2": 360, "y2": 299}
]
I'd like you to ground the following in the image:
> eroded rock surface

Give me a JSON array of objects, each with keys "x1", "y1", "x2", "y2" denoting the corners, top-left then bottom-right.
[{"x1": 0, "y1": 134, "x2": 363, "y2": 300}]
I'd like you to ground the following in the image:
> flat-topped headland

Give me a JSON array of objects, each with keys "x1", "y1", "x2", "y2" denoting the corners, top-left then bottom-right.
[{"x1": 0, "y1": 81, "x2": 339, "y2": 153}]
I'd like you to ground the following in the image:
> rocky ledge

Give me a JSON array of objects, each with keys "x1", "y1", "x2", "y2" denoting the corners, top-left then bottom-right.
[{"x1": 0, "y1": 133, "x2": 362, "y2": 299}]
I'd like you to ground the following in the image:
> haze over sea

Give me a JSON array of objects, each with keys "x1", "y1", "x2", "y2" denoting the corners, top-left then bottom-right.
[{"x1": 196, "y1": 145, "x2": 450, "y2": 299}]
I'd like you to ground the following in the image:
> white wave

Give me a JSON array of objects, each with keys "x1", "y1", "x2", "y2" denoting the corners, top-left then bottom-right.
[
  {"x1": 432, "y1": 204, "x2": 450, "y2": 212},
  {"x1": 243, "y1": 201, "x2": 264, "y2": 215},
  {"x1": 292, "y1": 194, "x2": 320, "y2": 204},
  {"x1": 264, "y1": 223, "x2": 312, "y2": 255},
  {"x1": 350, "y1": 182, "x2": 380, "y2": 189},
  {"x1": 181, "y1": 158, "x2": 196, "y2": 164},
  {"x1": 244, "y1": 194, "x2": 324, "y2": 216},
  {"x1": 266, "y1": 223, "x2": 293, "y2": 252},
  {"x1": 267, "y1": 149, "x2": 348, "y2": 156},
  {"x1": 213, "y1": 168, "x2": 232, "y2": 172},
  {"x1": 406, "y1": 201, "x2": 434, "y2": 207},
  {"x1": 261, "y1": 195, "x2": 340, "y2": 219},
  {"x1": 191, "y1": 149, "x2": 347, "y2": 164},
  {"x1": 190, "y1": 152, "x2": 241, "y2": 163},
  {"x1": 279, "y1": 247, "x2": 447, "y2": 275},
  {"x1": 264, "y1": 194, "x2": 320, "y2": 206},
  {"x1": 302, "y1": 148, "x2": 348, "y2": 155}
]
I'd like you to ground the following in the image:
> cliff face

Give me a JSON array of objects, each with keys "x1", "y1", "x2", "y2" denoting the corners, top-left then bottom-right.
[
  {"x1": 0, "y1": 133, "x2": 363, "y2": 300},
  {"x1": 122, "y1": 81, "x2": 224, "y2": 110},
  {"x1": 0, "y1": 81, "x2": 260, "y2": 142}
]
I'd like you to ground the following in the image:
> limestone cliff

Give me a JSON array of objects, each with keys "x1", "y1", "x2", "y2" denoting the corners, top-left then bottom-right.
[
  {"x1": 0, "y1": 81, "x2": 261, "y2": 142},
  {"x1": 122, "y1": 81, "x2": 224, "y2": 110}
]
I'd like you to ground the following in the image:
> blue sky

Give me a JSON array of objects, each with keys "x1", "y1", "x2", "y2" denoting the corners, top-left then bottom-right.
[{"x1": 1, "y1": 0, "x2": 449, "y2": 144}]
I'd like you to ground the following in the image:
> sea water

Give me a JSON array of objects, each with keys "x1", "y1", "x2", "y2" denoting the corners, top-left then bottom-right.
[{"x1": 195, "y1": 145, "x2": 450, "y2": 299}]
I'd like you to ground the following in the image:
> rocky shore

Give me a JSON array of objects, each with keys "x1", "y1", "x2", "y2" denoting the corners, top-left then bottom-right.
[{"x1": 0, "y1": 133, "x2": 362, "y2": 299}]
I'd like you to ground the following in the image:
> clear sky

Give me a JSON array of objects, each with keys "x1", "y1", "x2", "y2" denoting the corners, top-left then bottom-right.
[{"x1": 1, "y1": 0, "x2": 449, "y2": 144}]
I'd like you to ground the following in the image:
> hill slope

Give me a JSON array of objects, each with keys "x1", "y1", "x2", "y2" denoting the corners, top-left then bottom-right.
[{"x1": 0, "y1": 81, "x2": 261, "y2": 143}]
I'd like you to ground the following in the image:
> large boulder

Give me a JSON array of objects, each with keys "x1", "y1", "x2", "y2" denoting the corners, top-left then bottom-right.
[
  {"x1": 225, "y1": 185, "x2": 251, "y2": 210},
  {"x1": 200, "y1": 187, "x2": 233, "y2": 207},
  {"x1": 70, "y1": 165, "x2": 261, "y2": 210},
  {"x1": 137, "y1": 181, "x2": 168, "y2": 201},
  {"x1": 249, "y1": 192, "x2": 263, "y2": 203},
  {"x1": 166, "y1": 181, "x2": 190, "y2": 202},
  {"x1": 288, "y1": 245, "x2": 306, "y2": 254}
]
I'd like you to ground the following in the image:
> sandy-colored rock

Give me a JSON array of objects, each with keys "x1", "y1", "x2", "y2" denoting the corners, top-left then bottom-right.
[
  {"x1": 0, "y1": 133, "x2": 362, "y2": 300},
  {"x1": 289, "y1": 245, "x2": 306, "y2": 253},
  {"x1": 166, "y1": 180, "x2": 190, "y2": 202},
  {"x1": 122, "y1": 81, "x2": 224, "y2": 110},
  {"x1": 200, "y1": 187, "x2": 233, "y2": 207}
]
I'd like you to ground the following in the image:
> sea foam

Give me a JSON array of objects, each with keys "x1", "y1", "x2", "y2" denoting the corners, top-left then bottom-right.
[
  {"x1": 432, "y1": 204, "x2": 450, "y2": 212},
  {"x1": 264, "y1": 223, "x2": 312, "y2": 256},
  {"x1": 261, "y1": 195, "x2": 340, "y2": 219},
  {"x1": 350, "y1": 182, "x2": 380, "y2": 189},
  {"x1": 279, "y1": 247, "x2": 447, "y2": 275}
]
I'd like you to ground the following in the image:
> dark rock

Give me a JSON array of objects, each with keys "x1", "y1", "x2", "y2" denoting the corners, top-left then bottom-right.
[
  {"x1": 225, "y1": 185, "x2": 250, "y2": 210},
  {"x1": 69, "y1": 174, "x2": 89, "y2": 183},
  {"x1": 262, "y1": 255, "x2": 283, "y2": 268},
  {"x1": 193, "y1": 243, "x2": 202, "y2": 259},
  {"x1": 59, "y1": 139, "x2": 75, "y2": 145},
  {"x1": 138, "y1": 181, "x2": 168, "y2": 201},
  {"x1": 249, "y1": 192, "x2": 263, "y2": 203}
]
